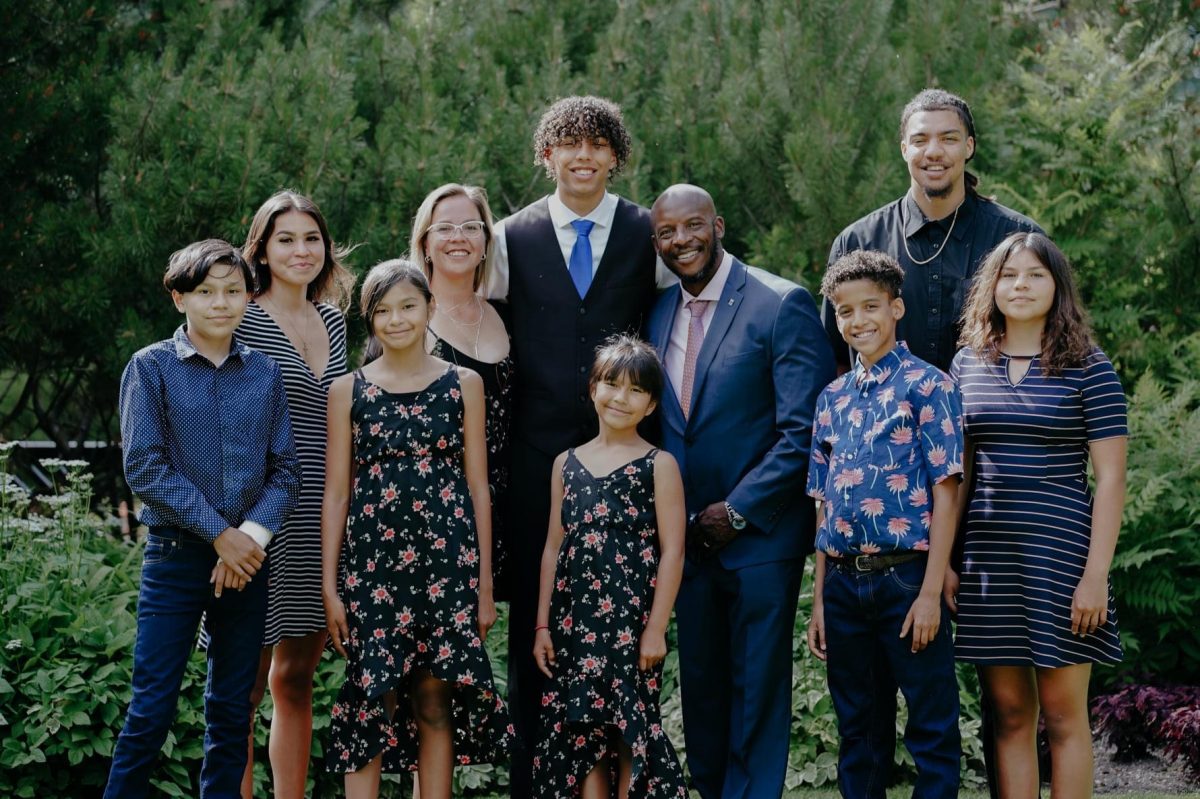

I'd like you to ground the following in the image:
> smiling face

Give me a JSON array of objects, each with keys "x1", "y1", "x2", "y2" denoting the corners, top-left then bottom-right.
[
  {"x1": 900, "y1": 109, "x2": 975, "y2": 202},
  {"x1": 370, "y1": 280, "x2": 433, "y2": 354},
  {"x1": 424, "y1": 194, "x2": 486, "y2": 286},
  {"x1": 651, "y1": 188, "x2": 726, "y2": 293},
  {"x1": 172, "y1": 264, "x2": 250, "y2": 349},
  {"x1": 591, "y1": 370, "x2": 657, "y2": 432},
  {"x1": 263, "y1": 210, "x2": 326, "y2": 293},
  {"x1": 544, "y1": 134, "x2": 615, "y2": 211},
  {"x1": 994, "y1": 248, "x2": 1055, "y2": 326},
  {"x1": 832, "y1": 278, "x2": 905, "y2": 368}
]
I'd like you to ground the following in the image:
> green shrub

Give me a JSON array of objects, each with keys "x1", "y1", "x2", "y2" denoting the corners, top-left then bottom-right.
[{"x1": 1102, "y1": 333, "x2": 1200, "y2": 687}]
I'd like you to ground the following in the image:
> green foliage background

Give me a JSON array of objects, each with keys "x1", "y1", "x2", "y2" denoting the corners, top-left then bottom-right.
[{"x1": 1, "y1": 0, "x2": 1198, "y2": 795}]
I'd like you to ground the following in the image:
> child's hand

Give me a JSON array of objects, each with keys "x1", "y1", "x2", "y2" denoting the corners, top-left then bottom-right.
[
  {"x1": 477, "y1": 588, "x2": 497, "y2": 641},
  {"x1": 209, "y1": 560, "x2": 247, "y2": 597},
  {"x1": 533, "y1": 628, "x2": 556, "y2": 678},
  {"x1": 942, "y1": 566, "x2": 960, "y2": 615},
  {"x1": 806, "y1": 602, "x2": 827, "y2": 661},
  {"x1": 638, "y1": 628, "x2": 667, "y2": 672},
  {"x1": 1071, "y1": 571, "x2": 1109, "y2": 636},
  {"x1": 212, "y1": 527, "x2": 266, "y2": 581},
  {"x1": 900, "y1": 593, "x2": 941, "y2": 653},
  {"x1": 324, "y1": 592, "x2": 351, "y2": 658}
]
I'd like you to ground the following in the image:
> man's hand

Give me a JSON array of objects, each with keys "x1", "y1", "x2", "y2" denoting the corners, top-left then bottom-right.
[
  {"x1": 691, "y1": 502, "x2": 738, "y2": 556},
  {"x1": 212, "y1": 527, "x2": 266, "y2": 581},
  {"x1": 899, "y1": 593, "x2": 941, "y2": 653}
]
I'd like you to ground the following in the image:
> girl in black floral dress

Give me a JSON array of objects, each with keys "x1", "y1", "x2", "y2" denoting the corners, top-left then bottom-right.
[
  {"x1": 321, "y1": 260, "x2": 509, "y2": 799},
  {"x1": 532, "y1": 335, "x2": 688, "y2": 799}
]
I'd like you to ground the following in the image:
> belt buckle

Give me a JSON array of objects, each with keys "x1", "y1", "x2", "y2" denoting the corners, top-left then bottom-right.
[{"x1": 854, "y1": 554, "x2": 875, "y2": 572}]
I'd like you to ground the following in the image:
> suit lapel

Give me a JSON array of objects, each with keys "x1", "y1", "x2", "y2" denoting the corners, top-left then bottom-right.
[
  {"x1": 652, "y1": 290, "x2": 686, "y2": 433},
  {"x1": 686, "y1": 259, "x2": 747, "y2": 426}
]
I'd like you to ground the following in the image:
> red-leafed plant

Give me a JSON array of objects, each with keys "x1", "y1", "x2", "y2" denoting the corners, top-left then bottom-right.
[{"x1": 1092, "y1": 684, "x2": 1200, "y2": 775}]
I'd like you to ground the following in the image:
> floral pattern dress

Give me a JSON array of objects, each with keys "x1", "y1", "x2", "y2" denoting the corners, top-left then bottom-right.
[
  {"x1": 533, "y1": 449, "x2": 687, "y2": 798},
  {"x1": 327, "y1": 367, "x2": 510, "y2": 773}
]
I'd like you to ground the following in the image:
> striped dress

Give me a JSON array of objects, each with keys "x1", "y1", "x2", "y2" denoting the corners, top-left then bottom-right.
[
  {"x1": 239, "y1": 301, "x2": 348, "y2": 646},
  {"x1": 951, "y1": 347, "x2": 1126, "y2": 666}
]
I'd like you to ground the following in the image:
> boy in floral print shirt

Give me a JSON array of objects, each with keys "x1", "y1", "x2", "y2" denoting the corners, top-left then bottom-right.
[{"x1": 805, "y1": 250, "x2": 963, "y2": 799}]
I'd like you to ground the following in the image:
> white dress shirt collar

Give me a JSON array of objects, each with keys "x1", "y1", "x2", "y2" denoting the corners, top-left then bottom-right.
[
  {"x1": 678, "y1": 250, "x2": 735, "y2": 306},
  {"x1": 548, "y1": 190, "x2": 618, "y2": 230}
]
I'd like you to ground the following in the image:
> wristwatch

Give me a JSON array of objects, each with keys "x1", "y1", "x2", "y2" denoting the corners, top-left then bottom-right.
[{"x1": 724, "y1": 501, "x2": 747, "y2": 531}]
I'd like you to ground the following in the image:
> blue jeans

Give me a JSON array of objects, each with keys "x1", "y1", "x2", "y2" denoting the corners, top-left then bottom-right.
[
  {"x1": 104, "y1": 527, "x2": 267, "y2": 799},
  {"x1": 823, "y1": 556, "x2": 960, "y2": 799}
]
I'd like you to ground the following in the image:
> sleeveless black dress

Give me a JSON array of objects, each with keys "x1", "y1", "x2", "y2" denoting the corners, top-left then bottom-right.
[{"x1": 326, "y1": 367, "x2": 510, "y2": 772}]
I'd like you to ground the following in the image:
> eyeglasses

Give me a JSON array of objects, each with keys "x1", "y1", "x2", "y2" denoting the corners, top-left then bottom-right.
[{"x1": 427, "y1": 221, "x2": 486, "y2": 239}]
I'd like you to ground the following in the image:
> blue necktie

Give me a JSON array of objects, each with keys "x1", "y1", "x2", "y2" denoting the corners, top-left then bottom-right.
[{"x1": 568, "y1": 219, "x2": 595, "y2": 299}]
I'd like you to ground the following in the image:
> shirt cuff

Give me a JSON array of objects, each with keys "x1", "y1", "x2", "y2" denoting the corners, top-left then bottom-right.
[{"x1": 237, "y1": 520, "x2": 274, "y2": 548}]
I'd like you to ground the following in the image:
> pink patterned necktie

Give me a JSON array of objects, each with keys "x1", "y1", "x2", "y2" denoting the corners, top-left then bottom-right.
[{"x1": 680, "y1": 299, "x2": 711, "y2": 418}]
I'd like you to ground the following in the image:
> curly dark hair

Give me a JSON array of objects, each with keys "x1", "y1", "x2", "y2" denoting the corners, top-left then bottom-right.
[
  {"x1": 820, "y1": 250, "x2": 906, "y2": 301},
  {"x1": 532, "y1": 95, "x2": 632, "y2": 179},
  {"x1": 958, "y1": 232, "x2": 1096, "y2": 376}
]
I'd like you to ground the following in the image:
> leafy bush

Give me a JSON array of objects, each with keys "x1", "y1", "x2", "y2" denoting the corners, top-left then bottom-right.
[
  {"x1": 1091, "y1": 684, "x2": 1200, "y2": 762},
  {"x1": 1103, "y1": 333, "x2": 1200, "y2": 686},
  {"x1": 1159, "y1": 704, "x2": 1200, "y2": 779},
  {"x1": 1092, "y1": 683, "x2": 1200, "y2": 778}
]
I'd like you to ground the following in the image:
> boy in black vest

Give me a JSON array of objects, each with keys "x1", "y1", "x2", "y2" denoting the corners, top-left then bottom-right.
[{"x1": 485, "y1": 95, "x2": 672, "y2": 798}]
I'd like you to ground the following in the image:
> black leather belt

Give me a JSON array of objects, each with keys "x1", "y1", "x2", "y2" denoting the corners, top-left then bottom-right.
[{"x1": 829, "y1": 550, "x2": 924, "y2": 574}]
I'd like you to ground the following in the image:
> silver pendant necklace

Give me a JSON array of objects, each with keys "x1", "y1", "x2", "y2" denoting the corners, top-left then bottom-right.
[
  {"x1": 902, "y1": 196, "x2": 962, "y2": 266},
  {"x1": 439, "y1": 295, "x2": 483, "y2": 359}
]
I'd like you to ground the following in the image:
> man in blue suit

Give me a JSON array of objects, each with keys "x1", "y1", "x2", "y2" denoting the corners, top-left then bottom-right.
[{"x1": 647, "y1": 184, "x2": 836, "y2": 798}]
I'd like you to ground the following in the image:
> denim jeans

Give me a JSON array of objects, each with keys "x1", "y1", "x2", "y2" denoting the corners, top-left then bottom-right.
[
  {"x1": 823, "y1": 556, "x2": 960, "y2": 799},
  {"x1": 104, "y1": 527, "x2": 267, "y2": 798}
]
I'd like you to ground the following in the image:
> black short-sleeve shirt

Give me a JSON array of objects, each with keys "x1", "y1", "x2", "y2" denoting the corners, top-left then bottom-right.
[{"x1": 824, "y1": 192, "x2": 1042, "y2": 372}]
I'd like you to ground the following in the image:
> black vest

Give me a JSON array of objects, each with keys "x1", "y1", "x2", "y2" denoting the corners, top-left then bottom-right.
[{"x1": 505, "y1": 196, "x2": 657, "y2": 456}]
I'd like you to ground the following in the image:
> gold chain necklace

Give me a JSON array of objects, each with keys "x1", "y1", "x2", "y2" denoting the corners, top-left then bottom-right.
[{"x1": 260, "y1": 297, "x2": 313, "y2": 359}]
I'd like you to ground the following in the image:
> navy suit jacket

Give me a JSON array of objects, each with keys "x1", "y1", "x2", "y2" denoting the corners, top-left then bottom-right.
[{"x1": 648, "y1": 258, "x2": 835, "y2": 570}]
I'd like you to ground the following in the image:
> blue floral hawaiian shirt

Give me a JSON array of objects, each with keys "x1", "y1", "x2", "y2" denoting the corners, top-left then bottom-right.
[{"x1": 805, "y1": 342, "x2": 963, "y2": 557}]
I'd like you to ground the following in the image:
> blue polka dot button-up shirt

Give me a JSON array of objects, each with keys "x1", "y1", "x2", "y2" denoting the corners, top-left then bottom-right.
[{"x1": 119, "y1": 325, "x2": 302, "y2": 542}]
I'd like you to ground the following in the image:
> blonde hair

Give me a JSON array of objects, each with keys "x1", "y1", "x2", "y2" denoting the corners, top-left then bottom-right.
[{"x1": 408, "y1": 183, "x2": 496, "y2": 293}]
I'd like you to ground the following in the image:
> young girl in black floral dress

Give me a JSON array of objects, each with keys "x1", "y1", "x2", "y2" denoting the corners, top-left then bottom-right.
[
  {"x1": 532, "y1": 335, "x2": 688, "y2": 799},
  {"x1": 321, "y1": 260, "x2": 509, "y2": 799}
]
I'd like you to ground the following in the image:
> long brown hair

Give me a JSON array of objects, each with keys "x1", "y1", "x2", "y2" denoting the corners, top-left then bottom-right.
[
  {"x1": 242, "y1": 190, "x2": 356, "y2": 310},
  {"x1": 959, "y1": 232, "x2": 1095, "y2": 375},
  {"x1": 359, "y1": 259, "x2": 432, "y2": 365}
]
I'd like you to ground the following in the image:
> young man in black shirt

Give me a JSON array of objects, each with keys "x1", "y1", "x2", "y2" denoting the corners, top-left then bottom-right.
[{"x1": 825, "y1": 89, "x2": 1042, "y2": 373}]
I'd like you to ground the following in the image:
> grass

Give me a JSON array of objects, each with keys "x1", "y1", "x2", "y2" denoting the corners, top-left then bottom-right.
[{"x1": 781, "y1": 793, "x2": 1200, "y2": 798}]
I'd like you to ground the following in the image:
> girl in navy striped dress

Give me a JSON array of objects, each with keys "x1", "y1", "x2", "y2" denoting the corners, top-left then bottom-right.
[
  {"x1": 237, "y1": 191, "x2": 356, "y2": 797},
  {"x1": 947, "y1": 232, "x2": 1127, "y2": 798}
]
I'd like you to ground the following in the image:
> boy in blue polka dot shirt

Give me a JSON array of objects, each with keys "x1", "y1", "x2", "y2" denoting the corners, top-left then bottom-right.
[{"x1": 104, "y1": 239, "x2": 301, "y2": 798}]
